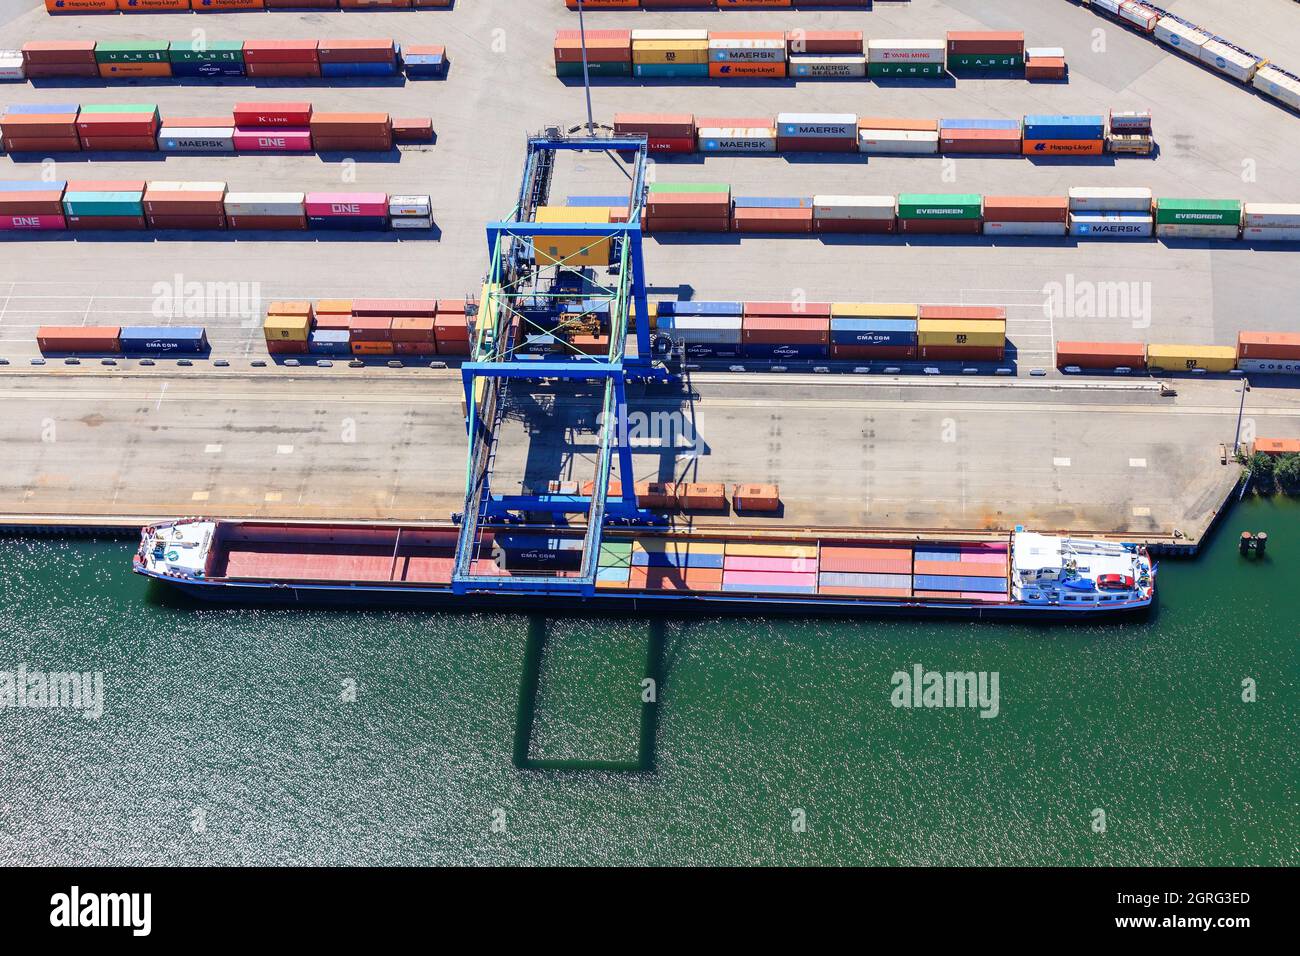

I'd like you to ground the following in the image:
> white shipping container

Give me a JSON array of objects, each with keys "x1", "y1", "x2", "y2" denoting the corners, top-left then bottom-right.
[
  {"x1": 1068, "y1": 186, "x2": 1153, "y2": 211},
  {"x1": 1154, "y1": 18, "x2": 1210, "y2": 55},
  {"x1": 660, "y1": 315, "x2": 742, "y2": 344},
  {"x1": 1155, "y1": 222, "x2": 1241, "y2": 239},
  {"x1": 390, "y1": 216, "x2": 432, "y2": 230},
  {"x1": 708, "y1": 38, "x2": 786, "y2": 63},
  {"x1": 1119, "y1": 3, "x2": 1159, "y2": 31},
  {"x1": 789, "y1": 55, "x2": 867, "y2": 78},
  {"x1": 156, "y1": 129, "x2": 236, "y2": 153},
  {"x1": 0, "y1": 51, "x2": 23, "y2": 81},
  {"x1": 858, "y1": 128, "x2": 940, "y2": 154},
  {"x1": 1026, "y1": 47, "x2": 1065, "y2": 59},
  {"x1": 983, "y1": 220, "x2": 1068, "y2": 236},
  {"x1": 389, "y1": 195, "x2": 431, "y2": 217},
  {"x1": 1243, "y1": 203, "x2": 1300, "y2": 228},
  {"x1": 1198, "y1": 39, "x2": 1261, "y2": 82},
  {"x1": 223, "y1": 192, "x2": 306, "y2": 216},
  {"x1": 776, "y1": 112, "x2": 858, "y2": 137},
  {"x1": 866, "y1": 39, "x2": 945, "y2": 64},
  {"x1": 147, "y1": 181, "x2": 227, "y2": 193},
  {"x1": 697, "y1": 128, "x2": 777, "y2": 153},
  {"x1": 1242, "y1": 226, "x2": 1300, "y2": 242},
  {"x1": 1069, "y1": 212, "x2": 1154, "y2": 237},
  {"x1": 1252, "y1": 65, "x2": 1300, "y2": 111},
  {"x1": 629, "y1": 30, "x2": 708, "y2": 42},
  {"x1": 812, "y1": 195, "x2": 895, "y2": 220},
  {"x1": 1091, "y1": 0, "x2": 1123, "y2": 15},
  {"x1": 1237, "y1": 357, "x2": 1300, "y2": 374}
]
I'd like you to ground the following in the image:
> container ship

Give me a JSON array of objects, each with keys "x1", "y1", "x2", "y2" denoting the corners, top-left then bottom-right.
[{"x1": 133, "y1": 519, "x2": 1155, "y2": 620}]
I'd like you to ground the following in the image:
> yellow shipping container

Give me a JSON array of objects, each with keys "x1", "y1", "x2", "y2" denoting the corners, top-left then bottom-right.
[
  {"x1": 631, "y1": 40, "x2": 710, "y2": 65},
  {"x1": 1147, "y1": 343, "x2": 1237, "y2": 372},
  {"x1": 830, "y1": 302, "x2": 919, "y2": 319},
  {"x1": 723, "y1": 542, "x2": 817, "y2": 559},
  {"x1": 916, "y1": 319, "x2": 1005, "y2": 348},
  {"x1": 263, "y1": 312, "x2": 310, "y2": 342},
  {"x1": 534, "y1": 206, "x2": 611, "y2": 267}
]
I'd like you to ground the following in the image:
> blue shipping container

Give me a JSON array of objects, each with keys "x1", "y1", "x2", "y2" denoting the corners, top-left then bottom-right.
[
  {"x1": 721, "y1": 582, "x2": 818, "y2": 595},
  {"x1": 683, "y1": 343, "x2": 741, "y2": 359},
  {"x1": 829, "y1": 317, "x2": 918, "y2": 347},
  {"x1": 657, "y1": 301, "x2": 744, "y2": 317},
  {"x1": 0, "y1": 180, "x2": 65, "y2": 192},
  {"x1": 914, "y1": 548, "x2": 961, "y2": 562},
  {"x1": 634, "y1": 63, "x2": 710, "y2": 78},
  {"x1": 170, "y1": 61, "x2": 245, "y2": 78},
  {"x1": 320, "y1": 62, "x2": 398, "y2": 78},
  {"x1": 567, "y1": 195, "x2": 628, "y2": 207},
  {"x1": 631, "y1": 550, "x2": 726, "y2": 570},
  {"x1": 732, "y1": 196, "x2": 813, "y2": 209},
  {"x1": 309, "y1": 330, "x2": 351, "y2": 355},
  {"x1": 307, "y1": 216, "x2": 389, "y2": 231},
  {"x1": 118, "y1": 326, "x2": 209, "y2": 355},
  {"x1": 939, "y1": 118, "x2": 1022, "y2": 131},
  {"x1": 3, "y1": 103, "x2": 79, "y2": 116},
  {"x1": 914, "y1": 574, "x2": 1006, "y2": 593},
  {"x1": 742, "y1": 344, "x2": 829, "y2": 360},
  {"x1": 1023, "y1": 114, "x2": 1105, "y2": 128}
]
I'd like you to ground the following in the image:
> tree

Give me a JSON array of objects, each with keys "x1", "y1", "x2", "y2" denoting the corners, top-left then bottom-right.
[
  {"x1": 1248, "y1": 452, "x2": 1276, "y2": 492},
  {"x1": 1276, "y1": 454, "x2": 1300, "y2": 495}
]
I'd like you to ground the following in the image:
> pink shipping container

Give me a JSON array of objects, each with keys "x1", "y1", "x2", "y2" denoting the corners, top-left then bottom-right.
[
  {"x1": 233, "y1": 128, "x2": 313, "y2": 152},
  {"x1": 723, "y1": 556, "x2": 819, "y2": 574},
  {"x1": 819, "y1": 545, "x2": 912, "y2": 574},
  {"x1": 305, "y1": 192, "x2": 389, "y2": 217},
  {"x1": 722, "y1": 571, "x2": 819, "y2": 588},
  {"x1": 0, "y1": 214, "x2": 66, "y2": 230}
]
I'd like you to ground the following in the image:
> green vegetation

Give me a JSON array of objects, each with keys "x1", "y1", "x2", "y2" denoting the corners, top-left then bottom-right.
[{"x1": 1240, "y1": 451, "x2": 1300, "y2": 495}]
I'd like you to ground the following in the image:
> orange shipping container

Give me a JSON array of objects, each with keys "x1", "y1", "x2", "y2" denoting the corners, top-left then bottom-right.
[
  {"x1": 680, "y1": 483, "x2": 727, "y2": 510},
  {"x1": 351, "y1": 341, "x2": 395, "y2": 356},
  {"x1": 1055, "y1": 341, "x2": 1147, "y2": 369},
  {"x1": 1254, "y1": 438, "x2": 1300, "y2": 455},
  {"x1": 391, "y1": 316, "x2": 436, "y2": 342},
  {"x1": 629, "y1": 566, "x2": 724, "y2": 593},
  {"x1": 1237, "y1": 331, "x2": 1300, "y2": 360},
  {"x1": 635, "y1": 482, "x2": 682, "y2": 509},
  {"x1": 1022, "y1": 139, "x2": 1104, "y2": 156},
  {"x1": 733, "y1": 484, "x2": 780, "y2": 512}
]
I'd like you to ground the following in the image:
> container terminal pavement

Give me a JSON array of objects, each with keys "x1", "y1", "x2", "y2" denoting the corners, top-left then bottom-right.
[{"x1": 3, "y1": 0, "x2": 1300, "y2": 537}]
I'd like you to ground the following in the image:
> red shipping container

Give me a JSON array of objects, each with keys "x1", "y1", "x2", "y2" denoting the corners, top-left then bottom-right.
[
  {"x1": 349, "y1": 316, "x2": 393, "y2": 341},
  {"x1": 645, "y1": 193, "x2": 730, "y2": 217},
  {"x1": 354, "y1": 299, "x2": 436, "y2": 317},
  {"x1": 1026, "y1": 59, "x2": 1067, "y2": 81},
  {"x1": 76, "y1": 136, "x2": 158, "y2": 152},
  {"x1": 22, "y1": 41, "x2": 96, "y2": 62},
  {"x1": 0, "y1": 192, "x2": 69, "y2": 215},
  {"x1": 233, "y1": 128, "x2": 313, "y2": 152},
  {"x1": 733, "y1": 208, "x2": 813, "y2": 233},
  {"x1": 2, "y1": 114, "x2": 80, "y2": 136},
  {"x1": 434, "y1": 312, "x2": 469, "y2": 341},
  {"x1": 776, "y1": 136, "x2": 857, "y2": 152},
  {"x1": 743, "y1": 316, "x2": 830, "y2": 345},
  {"x1": 2, "y1": 137, "x2": 81, "y2": 153},
  {"x1": 311, "y1": 137, "x2": 394, "y2": 152},
  {"x1": 645, "y1": 136, "x2": 696, "y2": 154},
  {"x1": 1237, "y1": 331, "x2": 1300, "y2": 360},
  {"x1": 819, "y1": 546, "x2": 912, "y2": 574},
  {"x1": 245, "y1": 64, "x2": 321, "y2": 79},
  {"x1": 643, "y1": 217, "x2": 730, "y2": 233},
  {"x1": 67, "y1": 216, "x2": 147, "y2": 230},
  {"x1": 37, "y1": 326, "x2": 121, "y2": 353},
  {"x1": 0, "y1": 214, "x2": 67, "y2": 230},
  {"x1": 814, "y1": 218, "x2": 896, "y2": 234},
  {"x1": 233, "y1": 102, "x2": 313, "y2": 126},
  {"x1": 919, "y1": 346, "x2": 1005, "y2": 361},
  {"x1": 899, "y1": 219, "x2": 982, "y2": 235},
  {"x1": 317, "y1": 39, "x2": 396, "y2": 63},
  {"x1": 394, "y1": 341, "x2": 436, "y2": 356},
  {"x1": 227, "y1": 215, "x2": 307, "y2": 230},
  {"x1": 146, "y1": 214, "x2": 227, "y2": 230},
  {"x1": 1055, "y1": 341, "x2": 1148, "y2": 369},
  {"x1": 947, "y1": 31, "x2": 1025, "y2": 55},
  {"x1": 786, "y1": 30, "x2": 863, "y2": 54},
  {"x1": 76, "y1": 114, "x2": 157, "y2": 138},
  {"x1": 831, "y1": 344, "x2": 917, "y2": 360},
  {"x1": 392, "y1": 118, "x2": 434, "y2": 143},
  {"x1": 940, "y1": 130, "x2": 1022, "y2": 154},
  {"x1": 242, "y1": 41, "x2": 319, "y2": 65},
  {"x1": 613, "y1": 113, "x2": 695, "y2": 138},
  {"x1": 22, "y1": 65, "x2": 99, "y2": 79},
  {"x1": 918, "y1": 306, "x2": 1007, "y2": 322},
  {"x1": 982, "y1": 196, "x2": 1068, "y2": 222},
  {"x1": 554, "y1": 31, "x2": 632, "y2": 64},
  {"x1": 266, "y1": 339, "x2": 309, "y2": 355}
]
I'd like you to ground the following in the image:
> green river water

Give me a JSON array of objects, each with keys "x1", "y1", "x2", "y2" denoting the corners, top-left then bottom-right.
[{"x1": 0, "y1": 498, "x2": 1295, "y2": 866}]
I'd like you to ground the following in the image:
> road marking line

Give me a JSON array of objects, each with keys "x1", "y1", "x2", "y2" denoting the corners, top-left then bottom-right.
[
  {"x1": 155, "y1": 382, "x2": 168, "y2": 411},
  {"x1": 191, "y1": 491, "x2": 210, "y2": 501},
  {"x1": 0, "y1": 282, "x2": 14, "y2": 326},
  {"x1": 264, "y1": 492, "x2": 282, "y2": 502},
  {"x1": 277, "y1": 444, "x2": 294, "y2": 455},
  {"x1": 1132, "y1": 506, "x2": 1152, "y2": 517},
  {"x1": 1130, "y1": 458, "x2": 1147, "y2": 468},
  {"x1": 205, "y1": 444, "x2": 223, "y2": 454},
  {"x1": 1054, "y1": 457, "x2": 1072, "y2": 467}
]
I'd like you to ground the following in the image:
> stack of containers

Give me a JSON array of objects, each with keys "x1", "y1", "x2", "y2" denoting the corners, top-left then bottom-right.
[
  {"x1": 655, "y1": 301, "x2": 743, "y2": 360},
  {"x1": 1242, "y1": 203, "x2": 1300, "y2": 242},
  {"x1": 613, "y1": 113, "x2": 696, "y2": 154},
  {"x1": 817, "y1": 543, "x2": 912, "y2": 598},
  {"x1": 912, "y1": 544, "x2": 1009, "y2": 601},
  {"x1": 21, "y1": 42, "x2": 98, "y2": 79},
  {"x1": 389, "y1": 195, "x2": 433, "y2": 230},
  {"x1": 76, "y1": 104, "x2": 160, "y2": 151},
  {"x1": 945, "y1": 31, "x2": 1025, "y2": 71},
  {"x1": 263, "y1": 302, "x2": 313, "y2": 356},
  {"x1": 867, "y1": 38, "x2": 945, "y2": 78},
  {"x1": 0, "y1": 180, "x2": 67, "y2": 232},
  {"x1": 349, "y1": 308, "x2": 394, "y2": 357},
  {"x1": 62, "y1": 180, "x2": 146, "y2": 230},
  {"x1": 0, "y1": 49, "x2": 23, "y2": 81},
  {"x1": 897, "y1": 193, "x2": 982, "y2": 235},
  {"x1": 857, "y1": 117, "x2": 939, "y2": 155},
  {"x1": 776, "y1": 113, "x2": 858, "y2": 152},
  {"x1": 631, "y1": 30, "x2": 709, "y2": 79},
  {"x1": 708, "y1": 32, "x2": 787, "y2": 79},
  {"x1": 402, "y1": 45, "x2": 449, "y2": 79},
  {"x1": 306, "y1": 192, "x2": 389, "y2": 231},
  {"x1": 811, "y1": 195, "x2": 896, "y2": 234},
  {"x1": 1146, "y1": 344, "x2": 1237, "y2": 373},
  {"x1": 1025, "y1": 46, "x2": 1066, "y2": 80},
  {"x1": 1021, "y1": 114, "x2": 1105, "y2": 156},
  {"x1": 159, "y1": 114, "x2": 236, "y2": 153},
  {"x1": 595, "y1": 538, "x2": 633, "y2": 591},
  {"x1": 645, "y1": 183, "x2": 730, "y2": 233},
  {"x1": 1154, "y1": 198, "x2": 1241, "y2": 239},
  {"x1": 1067, "y1": 186, "x2": 1154, "y2": 238},
  {"x1": 1107, "y1": 109, "x2": 1154, "y2": 155},
  {"x1": 697, "y1": 116, "x2": 778, "y2": 154},
  {"x1": 732, "y1": 197, "x2": 813, "y2": 234},
  {"x1": 742, "y1": 302, "x2": 830, "y2": 361},
  {"x1": 309, "y1": 112, "x2": 393, "y2": 151},
  {"x1": 243, "y1": 41, "x2": 320, "y2": 79},
  {"x1": 318, "y1": 39, "x2": 398, "y2": 78},
  {"x1": 533, "y1": 207, "x2": 611, "y2": 267},
  {"x1": 722, "y1": 542, "x2": 817, "y2": 596},
  {"x1": 982, "y1": 196, "x2": 1069, "y2": 236},
  {"x1": 788, "y1": 29, "x2": 866, "y2": 78},
  {"x1": 312, "y1": 300, "x2": 352, "y2": 332},
  {"x1": 142, "y1": 181, "x2": 227, "y2": 230},
  {"x1": 435, "y1": 300, "x2": 471, "y2": 356},
  {"x1": 1055, "y1": 341, "x2": 1148, "y2": 372},
  {"x1": 364, "y1": 300, "x2": 437, "y2": 356},
  {"x1": 1, "y1": 104, "x2": 81, "y2": 153},
  {"x1": 631, "y1": 539, "x2": 725, "y2": 594},
  {"x1": 95, "y1": 42, "x2": 171, "y2": 81},
  {"x1": 916, "y1": 306, "x2": 1006, "y2": 362},
  {"x1": 168, "y1": 40, "x2": 245, "y2": 79},
  {"x1": 1236, "y1": 332, "x2": 1300, "y2": 376},
  {"x1": 939, "y1": 118, "x2": 1022, "y2": 155},
  {"x1": 828, "y1": 304, "x2": 918, "y2": 360},
  {"x1": 224, "y1": 191, "x2": 306, "y2": 230},
  {"x1": 553, "y1": 30, "x2": 632, "y2": 78},
  {"x1": 234, "y1": 101, "x2": 313, "y2": 153}
]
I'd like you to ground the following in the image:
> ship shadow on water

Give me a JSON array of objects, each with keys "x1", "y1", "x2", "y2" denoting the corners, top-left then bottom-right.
[{"x1": 512, "y1": 615, "x2": 667, "y2": 775}]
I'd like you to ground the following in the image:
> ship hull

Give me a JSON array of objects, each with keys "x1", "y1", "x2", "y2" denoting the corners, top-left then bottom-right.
[{"x1": 136, "y1": 568, "x2": 1153, "y2": 622}]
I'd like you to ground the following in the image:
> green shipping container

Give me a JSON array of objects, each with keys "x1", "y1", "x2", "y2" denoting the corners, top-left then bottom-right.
[
  {"x1": 169, "y1": 41, "x2": 245, "y2": 64},
  {"x1": 80, "y1": 103, "x2": 159, "y2": 116},
  {"x1": 648, "y1": 183, "x2": 731, "y2": 194},
  {"x1": 62, "y1": 192, "x2": 145, "y2": 217},
  {"x1": 94, "y1": 41, "x2": 169, "y2": 65},
  {"x1": 947, "y1": 54, "x2": 1025, "y2": 70},
  {"x1": 897, "y1": 193, "x2": 983, "y2": 220},
  {"x1": 555, "y1": 61, "x2": 630, "y2": 78},
  {"x1": 868, "y1": 62, "x2": 946, "y2": 78},
  {"x1": 1154, "y1": 198, "x2": 1242, "y2": 226}
]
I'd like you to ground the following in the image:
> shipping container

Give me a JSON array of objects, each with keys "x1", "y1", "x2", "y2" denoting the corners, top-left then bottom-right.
[
  {"x1": 1237, "y1": 359, "x2": 1300, "y2": 375},
  {"x1": 1155, "y1": 198, "x2": 1242, "y2": 226},
  {"x1": 233, "y1": 128, "x2": 313, "y2": 152},
  {"x1": 1068, "y1": 186, "x2": 1153, "y2": 212},
  {"x1": 1242, "y1": 203, "x2": 1300, "y2": 229},
  {"x1": 696, "y1": 127, "x2": 777, "y2": 153},
  {"x1": 1069, "y1": 211, "x2": 1154, "y2": 238},
  {"x1": 829, "y1": 317, "x2": 917, "y2": 347},
  {"x1": 1236, "y1": 332, "x2": 1300, "y2": 361},
  {"x1": 916, "y1": 319, "x2": 1005, "y2": 348},
  {"x1": 1154, "y1": 17, "x2": 1210, "y2": 55},
  {"x1": 1146, "y1": 343, "x2": 1237, "y2": 373},
  {"x1": 897, "y1": 194, "x2": 982, "y2": 219},
  {"x1": 159, "y1": 129, "x2": 237, "y2": 153},
  {"x1": 866, "y1": 39, "x2": 945, "y2": 64},
  {"x1": 118, "y1": 325, "x2": 208, "y2": 355},
  {"x1": 732, "y1": 484, "x2": 780, "y2": 513},
  {"x1": 1155, "y1": 222, "x2": 1241, "y2": 239},
  {"x1": 1055, "y1": 341, "x2": 1148, "y2": 369},
  {"x1": 812, "y1": 195, "x2": 895, "y2": 220},
  {"x1": 984, "y1": 220, "x2": 1068, "y2": 236},
  {"x1": 36, "y1": 326, "x2": 121, "y2": 354},
  {"x1": 788, "y1": 55, "x2": 867, "y2": 78},
  {"x1": 857, "y1": 129, "x2": 940, "y2": 154}
]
